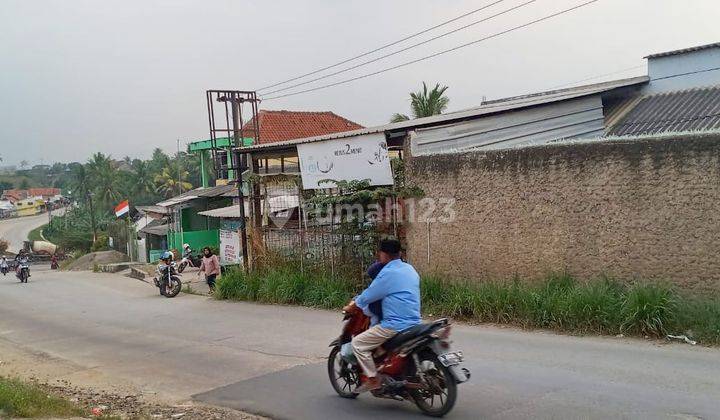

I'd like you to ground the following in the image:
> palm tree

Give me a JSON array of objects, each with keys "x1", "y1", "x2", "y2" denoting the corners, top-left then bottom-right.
[
  {"x1": 86, "y1": 153, "x2": 120, "y2": 205},
  {"x1": 131, "y1": 160, "x2": 156, "y2": 196},
  {"x1": 154, "y1": 166, "x2": 192, "y2": 198},
  {"x1": 68, "y1": 165, "x2": 91, "y2": 200},
  {"x1": 390, "y1": 82, "x2": 450, "y2": 122},
  {"x1": 68, "y1": 164, "x2": 97, "y2": 241}
]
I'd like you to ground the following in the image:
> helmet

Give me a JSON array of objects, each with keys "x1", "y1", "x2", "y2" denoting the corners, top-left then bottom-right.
[
  {"x1": 183, "y1": 243, "x2": 190, "y2": 249},
  {"x1": 161, "y1": 251, "x2": 173, "y2": 261}
]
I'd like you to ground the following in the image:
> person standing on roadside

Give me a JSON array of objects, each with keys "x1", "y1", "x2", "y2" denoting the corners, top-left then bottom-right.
[{"x1": 197, "y1": 247, "x2": 220, "y2": 293}]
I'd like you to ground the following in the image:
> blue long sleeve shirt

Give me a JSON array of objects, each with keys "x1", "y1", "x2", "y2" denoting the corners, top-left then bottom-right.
[{"x1": 355, "y1": 259, "x2": 421, "y2": 332}]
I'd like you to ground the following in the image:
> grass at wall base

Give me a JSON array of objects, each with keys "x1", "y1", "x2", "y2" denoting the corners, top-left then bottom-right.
[{"x1": 214, "y1": 264, "x2": 720, "y2": 345}]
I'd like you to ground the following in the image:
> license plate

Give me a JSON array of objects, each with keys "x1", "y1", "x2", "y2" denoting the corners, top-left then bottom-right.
[{"x1": 438, "y1": 351, "x2": 463, "y2": 367}]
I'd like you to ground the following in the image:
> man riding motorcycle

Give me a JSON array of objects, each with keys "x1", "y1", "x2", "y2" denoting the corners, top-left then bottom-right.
[
  {"x1": 182, "y1": 243, "x2": 192, "y2": 259},
  {"x1": 0, "y1": 256, "x2": 8, "y2": 275},
  {"x1": 14, "y1": 250, "x2": 30, "y2": 277},
  {"x1": 343, "y1": 239, "x2": 421, "y2": 393}
]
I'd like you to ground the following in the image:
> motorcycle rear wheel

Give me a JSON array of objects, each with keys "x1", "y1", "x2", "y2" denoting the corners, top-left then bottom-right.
[
  {"x1": 177, "y1": 262, "x2": 187, "y2": 273},
  {"x1": 328, "y1": 346, "x2": 360, "y2": 399},
  {"x1": 164, "y1": 276, "x2": 182, "y2": 298},
  {"x1": 409, "y1": 353, "x2": 458, "y2": 417}
]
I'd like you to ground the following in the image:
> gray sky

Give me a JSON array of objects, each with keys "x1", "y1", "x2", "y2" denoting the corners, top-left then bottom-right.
[{"x1": 1, "y1": 0, "x2": 718, "y2": 166}]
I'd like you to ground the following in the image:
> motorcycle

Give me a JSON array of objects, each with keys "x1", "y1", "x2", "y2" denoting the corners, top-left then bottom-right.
[
  {"x1": 328, "y1": 307, "x2": 470, "y2": 417},
  {"x1": 16, "y1": 258, "x2": 30, "y2": 283},
  {"x1": 176, "y1": 253, "x2": 200, "y2": 273},
  {"x1": 152, "y1": 261, "x2": 182, "y2": 298},
  {"x1": 1, "y1": 262, "x2": 8, "y2": 276}
]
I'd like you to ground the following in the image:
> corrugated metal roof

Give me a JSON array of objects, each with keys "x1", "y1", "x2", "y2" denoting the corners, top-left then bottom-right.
[
  {"x1": 198, "y1": 204, "x2": 248, "y2": 219},
  {"x1": 238, "y1": 76, "x2": 648, "y2": 153},
  {"x1": 139, "y1": 220, "x2": 169, "y2": 236},
  {"x1": 645, "y1": 42, "x2": 720, "y2": 59},
  {"x1": 155, "y1": 184, "x2": 237, "y2": 207},
  {"x1": 607, "y1": 85, "x2": 720, "y2": 136},
  {"x1": 136, "y1": 205, "x2": 170, "y2": 215},
  {"x1": 198, "y1": 195, "x2": 299, "y2": 218}
]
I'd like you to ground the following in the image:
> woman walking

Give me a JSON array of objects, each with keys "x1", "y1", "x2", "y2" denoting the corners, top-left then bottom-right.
[{"x1": 197, "y1": 247, "x2": 220, "y2": 293}]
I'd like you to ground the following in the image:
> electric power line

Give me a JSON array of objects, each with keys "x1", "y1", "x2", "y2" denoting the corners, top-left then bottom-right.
[
  {"x1": 546, "y1": 64, "x2": 646, "y2": 90},
  {"x1": 257, "y1": 0, "x2": 510, "y2": 92},
  {"x1": 260, "y1": 0, "x2": 537, "y2": 97},
  {"x1": 263, "y1": 0, "x2": 602, "y2": 101},
  {"x1": 653, "y1": 66, "x2": 720, "y2": 81}
]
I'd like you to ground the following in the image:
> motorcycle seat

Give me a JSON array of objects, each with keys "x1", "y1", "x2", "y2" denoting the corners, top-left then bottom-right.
[{"x1": 382, "y1": 319, "x2": 447, "y2": 351}]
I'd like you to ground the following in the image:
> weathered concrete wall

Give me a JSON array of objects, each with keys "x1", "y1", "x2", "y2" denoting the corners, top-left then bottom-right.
[{"x1": 405, "y1": 133, "x2": 720, "y2": 291}]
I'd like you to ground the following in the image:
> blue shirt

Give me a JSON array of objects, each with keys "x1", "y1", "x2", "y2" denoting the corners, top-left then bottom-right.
[{"x1": 355, "y1": 259, "x2": 421, "y2": 332}]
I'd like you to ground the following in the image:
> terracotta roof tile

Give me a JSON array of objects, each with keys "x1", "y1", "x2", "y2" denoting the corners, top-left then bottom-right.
[{"x1": 241, "y1": 110, "x2": 363, "y2": 144}]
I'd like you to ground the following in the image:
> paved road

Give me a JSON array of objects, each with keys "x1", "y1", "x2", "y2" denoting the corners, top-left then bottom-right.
[
  {"x1": 0, "y1": 211, "x2": 55, "y2": 252},
  {"x1": 0, "y1": 270, "x2": 718, "y2": 419}
]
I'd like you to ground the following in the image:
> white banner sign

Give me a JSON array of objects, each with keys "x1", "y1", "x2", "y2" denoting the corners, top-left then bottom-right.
[
  {"x1": 297, "y1": 133, "x2": 394, "y2": 190},
  {"x1": 219, "y1": 229, "x2": 242, "y2": 266}
]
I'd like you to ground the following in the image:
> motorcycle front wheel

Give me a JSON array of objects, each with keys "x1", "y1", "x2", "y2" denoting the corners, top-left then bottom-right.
[
  {"x1": 177, "y1": 262, "x2": 187, "y2": 273},
  {"x1": 408, "y1": 352, "x2": 458, "y2": 417},
  {"x1": 164, "y1": 275, "x2": 182, "y2": 298},
  {"x1": 327, "y1": 346, "x2": 360, "y2": 399}
]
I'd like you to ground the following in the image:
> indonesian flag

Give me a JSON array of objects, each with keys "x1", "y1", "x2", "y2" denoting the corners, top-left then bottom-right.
[{"x1": 114, "y1": 200, "x2": 130, "y2": 217}]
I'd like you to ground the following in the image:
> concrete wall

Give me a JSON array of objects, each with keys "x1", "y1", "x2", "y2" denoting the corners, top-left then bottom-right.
[{"x1": 404, "y1": 133, "x2": 720, "y2": 291}]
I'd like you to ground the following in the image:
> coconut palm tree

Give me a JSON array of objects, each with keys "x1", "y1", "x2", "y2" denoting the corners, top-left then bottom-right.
[
  {"x1": 390, "y1": 82, "x2": 450, "y2": 122},
  {"x1": 154, "y1": 166, "x2": 192, "y2": 198},
  {"x1": 86, "y1": 153, "x2": 120, "y2": 205},
  {"x1": 68, "y1": 164, "x2": 98, "y2": 241},
  {"x1": 131, "y1": 160, "x2": 156, "y2": 196}
]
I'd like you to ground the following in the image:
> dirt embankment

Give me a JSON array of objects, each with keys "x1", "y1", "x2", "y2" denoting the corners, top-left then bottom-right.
[{"x1": 64, "y1": 250, "x2": 129, "y2": 271}]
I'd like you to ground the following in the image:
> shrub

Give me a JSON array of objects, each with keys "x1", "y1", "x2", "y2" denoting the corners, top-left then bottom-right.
[
  {"x1": 0, "y1": 239, "x2": 8, "y2": 254},
  {"x1": 90, "y1": 234, "x2": 109, "y2": 252}
]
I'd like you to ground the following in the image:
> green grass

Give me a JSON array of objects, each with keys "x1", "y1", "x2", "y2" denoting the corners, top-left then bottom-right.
[
  {"x1": 215, "y1": 265, "x2": 720, "y2": 345},
  {"x1": 215, "y1": 265, "x2": 360, "y2": 310},
  {"x1": 0, "y1": 376, "x2": 84, "y2": 418},
  {"x1": 27, "y1": 224, "x2": 47, "y2": 242}
]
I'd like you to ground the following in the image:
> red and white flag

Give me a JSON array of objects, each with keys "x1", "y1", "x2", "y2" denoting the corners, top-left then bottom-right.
[{"x1": 114, "y1": 200, "x2": 129, "y2": 217}]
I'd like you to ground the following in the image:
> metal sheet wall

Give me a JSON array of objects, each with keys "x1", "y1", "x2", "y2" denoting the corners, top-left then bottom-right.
[{"x1": 410, "y1": 95, "x2": 605, "y2": 156}]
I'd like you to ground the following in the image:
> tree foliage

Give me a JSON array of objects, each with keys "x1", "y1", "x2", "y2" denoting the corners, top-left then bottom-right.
[{"x1": 390, "y1": 82, "x2": 449, "y2": 122}]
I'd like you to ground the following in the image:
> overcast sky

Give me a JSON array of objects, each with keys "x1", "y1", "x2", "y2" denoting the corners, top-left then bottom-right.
[{"x1": 1, "y1": 0, "x2": 718, "y2": 166}]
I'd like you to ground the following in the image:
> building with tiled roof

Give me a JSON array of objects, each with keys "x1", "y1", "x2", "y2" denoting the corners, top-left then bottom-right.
[
  {"x1": 1, "y1": 188, "x2": 60, "y2": 204},
  {"x1": 27, "y1": 188, "x2": 61, "y2": 199},
  {"x1": 241, "y1": 110, "x2": 362, "y2": 144},
  {"x1": 1, "y1": 189, "x2": 27, "y2": 203}
]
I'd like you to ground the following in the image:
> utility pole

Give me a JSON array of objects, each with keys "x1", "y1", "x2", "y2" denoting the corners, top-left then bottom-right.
[
  {"x1": 87, "y1": 191, "x2": 97, "y2": 243},
  {"x1": 230, "y1": 98, "x2": 249, "y2": 271},
  {"x1": 206, "y1": 90, "x2": 260, "y2": 272},
  {"x1": 176, "y1": 138, "x2": 182, "y2": 195}
]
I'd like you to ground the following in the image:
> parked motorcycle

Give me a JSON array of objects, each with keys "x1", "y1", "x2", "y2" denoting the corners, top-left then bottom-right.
[
  {"x1": 16, "y1": 258, "x2": 30, "y2": 283},
  {"x1": 328, "y1": 307, "x2": 470, "y2": 417},
  {"x1": 153, "y1": 261, "x2": 182, "y2": 298},
  {"x1": 176, "y1": 253, "x2": 200, "y2": 273}
]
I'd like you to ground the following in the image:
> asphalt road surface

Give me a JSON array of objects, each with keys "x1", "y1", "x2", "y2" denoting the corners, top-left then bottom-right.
[
  {"x1": 0, "y1": 210, "x2": 60, "y2": 252},
  {"x1": 0, "y1": 270, "x2": 718, "y2": 419}
]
